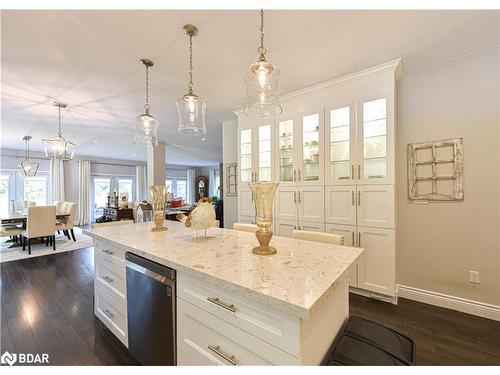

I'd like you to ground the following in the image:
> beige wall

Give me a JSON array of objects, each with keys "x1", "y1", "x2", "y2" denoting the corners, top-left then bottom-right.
[{"x1": 397, "y1": 47, "x2": 500, "y2": 305}]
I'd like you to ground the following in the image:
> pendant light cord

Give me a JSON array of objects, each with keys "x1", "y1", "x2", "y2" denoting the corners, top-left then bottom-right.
[
  {"x1": 258, "y1": 9, "x2": 266, "y2": 61},
  {"x1": 145, "y1": 65, "x2": 151, "y2": 114},
  {"x1": 58, "y1": 107, "x2": 62, "y2": 137},
  {"x1": 188, "y1": 33, "x2": 194, "y2": 95}
]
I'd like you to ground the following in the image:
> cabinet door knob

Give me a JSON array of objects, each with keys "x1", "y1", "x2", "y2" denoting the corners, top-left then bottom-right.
[
  {"x1": 352, "y1": 231, "x2": 355, "y2": 246},
  {"x1": 358, "y1": 164, "x2": 361, "y2": 179},
  {"x1": 358, "y1": 191, "x2": 361, "y2": 206},
  {"x1": 351, "y1": 191, "x2": 355, "y2": 206},
  {"x1": 358, "y1": 232, "x2": 361, "y2": 247},
  {"x1": 351, "y1": 165, "x2": 355, "y2": 180},
  {"x1": 294, "y1": 191, "x2": 297, "y2": 204}
]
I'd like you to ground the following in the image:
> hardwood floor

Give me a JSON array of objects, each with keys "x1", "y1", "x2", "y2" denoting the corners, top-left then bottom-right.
[
  {"x1": 350, "y1": 293, "x2": 500, "y2": 365},
  {"x1": 1, "y1": 247, "x2": 499, "y2": 365},
  {"x1": 0, "y1": 247, "x2": 137, "y2": 365}
]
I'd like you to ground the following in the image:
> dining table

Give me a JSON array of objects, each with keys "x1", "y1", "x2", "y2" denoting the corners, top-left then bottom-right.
[{"x1": 1, "y1": 210, "x2": 71, "y2": 247}]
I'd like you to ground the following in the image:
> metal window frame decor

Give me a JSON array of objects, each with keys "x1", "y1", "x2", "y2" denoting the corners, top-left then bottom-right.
[
  {"x1": 226, "y1": 163, "x2": 238, "y2": 197},
  {"x1": 407, "y1": 137, "x2": 464, "y2": 201}
]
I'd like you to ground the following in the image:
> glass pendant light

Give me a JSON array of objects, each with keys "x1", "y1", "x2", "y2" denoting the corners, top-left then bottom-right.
[
  {"x1": 176, "y1": 24, "x2": 207, "y2": 136},
  {"x1": 42, "y1": 102, "x2": 76, "y2": 160},
  {"x1": 244, "y1": 9, "x2": 282, "y2": 119},
  {"x1": 19, "y1": 136, "x2": 39, "y2": 177},
  {"x1": 134, "y1": 58, "x2": 159, "y2": 147}
]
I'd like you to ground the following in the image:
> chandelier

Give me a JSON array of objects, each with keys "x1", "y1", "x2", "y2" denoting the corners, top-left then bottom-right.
[
  {"x1": 19, "y1": 136, "x2": 39, "y2": 177},
  {"x1": 244, "y1": 9, "x2": 282, "y2": 119},
  {"x1": 42, "y1": 102, "x2": 76, "y2": 160},
  {"x1": 176, "y1": 24, "x2": 207, "y2": 136},
  {"x1": 134, "y1": 58, "x2": 159, "y2": 147}
]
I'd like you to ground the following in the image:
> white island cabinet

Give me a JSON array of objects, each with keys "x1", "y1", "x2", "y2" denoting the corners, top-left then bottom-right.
[{"x1": 85, "y1": 221, "x2": 363, "y2": 365}]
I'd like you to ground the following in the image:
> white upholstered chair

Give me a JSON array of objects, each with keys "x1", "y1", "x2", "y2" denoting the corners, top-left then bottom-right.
[
  {"x1": 56, "y1": 202, "x2": 78, "y2": 241},
  {"x1": 292, "y1": 230, "x2": 345, "y2": 245},
  {"x1": 233, "y1": 223, "x2": 259, "y2": 233},
  {"x1": 53, "y1": 201, "x2": 63, "y2": 212},
  {"x1": 91, "y1": 220, "x2": 134, "y2": 229},
  {"x1": 0, "y1": 226, "x2": 23, "y2": 242},
  {"x1": 21, "y1": 206, "x2": 57, "y2": 254}
]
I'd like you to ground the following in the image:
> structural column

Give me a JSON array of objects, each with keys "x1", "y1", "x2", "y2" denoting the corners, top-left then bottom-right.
[{"x1": 147, "y1": 141, "x2": 166, "y2": 192}]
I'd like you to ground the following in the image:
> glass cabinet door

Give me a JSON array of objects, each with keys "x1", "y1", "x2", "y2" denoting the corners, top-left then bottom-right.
[
  {"x1": 257, "y1": 124, "x2": 272, "y2": 182},
  {"x1": 329, "y1": 106, "x2": 353, "y2": 183},
  {"x1": 240, "y1": 128, "x2": 252, "y2": 183},
  {"x1": 278, "y1": 119, "x2": 294, "y2": 182},
  {"x1": 361, "y1": 98, "x2": 387, "y2": 180},
  {"x1": 301, "y1": 113, "x2": 321, "y2": 182}
]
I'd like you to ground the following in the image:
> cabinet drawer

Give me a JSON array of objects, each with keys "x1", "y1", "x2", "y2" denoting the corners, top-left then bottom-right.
[
  {"x1": 177, "y1": 273, "x2": 299, "y2": 356},
  {"x1": 94, "y1": 239, "x2": 126, "y2": 264},
  {"x1": 95, "y1": 255, "x2": 126, "y2": 297},
  {"x1": 177, "y1": 299, "x2": 297, "y2": 365},
  {"x1": 95, "y1": 281, "x2": 127, "y2": 347}
]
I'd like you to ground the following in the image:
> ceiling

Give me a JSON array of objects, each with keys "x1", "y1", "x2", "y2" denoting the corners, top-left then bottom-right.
[{"x1": 1, "y1": 10, "x2": 498, "y2": 166}]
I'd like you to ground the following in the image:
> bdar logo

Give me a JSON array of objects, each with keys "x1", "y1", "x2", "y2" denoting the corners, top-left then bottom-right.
[{"x1": 1, "y1": 351, "x2": 17, "y2": 366}]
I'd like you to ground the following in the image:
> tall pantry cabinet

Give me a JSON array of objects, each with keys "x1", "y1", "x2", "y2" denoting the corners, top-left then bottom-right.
[{"x1": 235, "y1": 59, "x2": 401, "y2": 302}]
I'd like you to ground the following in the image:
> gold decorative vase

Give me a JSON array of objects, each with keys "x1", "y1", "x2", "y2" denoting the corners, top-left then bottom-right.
[
  {"x1": 149, "y1": 185, "x2": 167, "y2": 232},
  {"x1": 248, "y1": 182, "x2": 279, "y2": 255}
]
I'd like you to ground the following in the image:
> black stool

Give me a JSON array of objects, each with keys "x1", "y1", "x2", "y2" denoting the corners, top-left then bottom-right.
[{"x1": 326, "y1": 316, "x2": 416, "y2": 366}]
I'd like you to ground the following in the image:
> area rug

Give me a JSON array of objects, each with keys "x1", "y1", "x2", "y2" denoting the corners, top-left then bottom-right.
[{"x1": 0, "y1": 227, "x2": 94, "y2": 263}]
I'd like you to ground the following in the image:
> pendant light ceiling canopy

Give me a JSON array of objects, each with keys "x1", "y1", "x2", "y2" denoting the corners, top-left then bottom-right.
[
  {"x1": 244, "y1": 9, "x2": 282, "y2": 119},
  {"x1": 134, "y1": 58, "x2": 159, "y2": 147},
  {"x1": 19, "y1": 135, "x2": 39, "y2": 177},
  {"x1": 176, "y1": 24, "x2": 207, "y2": 136},
  {"x1": 42, "y1": 101, "x2": 76, "y2": 160}
]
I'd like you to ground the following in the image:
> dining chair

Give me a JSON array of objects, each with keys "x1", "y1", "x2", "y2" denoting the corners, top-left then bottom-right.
[
  {"x1": 56, "y1": 202, "x2": 78, "y2": 241},
  {"x1": 21, "y1": 206, "x2": 56, "y2": 254},
  {"x1": 292, "y1": 230, "x2": 345, "y2": 245},
  {"x1": 233, "y1": 223, "x2": 259, "y2": 233},
  {"x1": 53, "y1": 201, "x2": 63, "y2": 212},
  {"x1": 91, "y1": 220, "x2": 134, "y2": 229},
  {"x1": 0, "y1": 225, "x2": 23, "y2": 242}
]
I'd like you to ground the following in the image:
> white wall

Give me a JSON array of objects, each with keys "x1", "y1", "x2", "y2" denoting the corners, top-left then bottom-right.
[
  {"x1": 397, "y1": 47, "x2": 500, "y2": 306},
  {"x1": 222, "y1": 119, "x2": 238, "y2": 229}
]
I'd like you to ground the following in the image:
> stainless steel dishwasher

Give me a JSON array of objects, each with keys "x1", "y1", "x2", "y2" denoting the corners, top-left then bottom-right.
[{"x1": 125, "y1": 252, "x2": 176, "y2": 365}]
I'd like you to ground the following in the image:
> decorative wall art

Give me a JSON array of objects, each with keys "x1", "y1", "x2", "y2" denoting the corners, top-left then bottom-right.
[
  {"x1": 407, "y1": 137, "x2": 464, "y2": 201},
  {"x1": 226, "y1": 163, "x2": 238, "y2": 197}
]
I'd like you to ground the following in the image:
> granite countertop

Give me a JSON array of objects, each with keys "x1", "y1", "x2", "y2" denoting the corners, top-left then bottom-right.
[{"x1": 84, "y1": 221, "x2": 363, "y2": 319}]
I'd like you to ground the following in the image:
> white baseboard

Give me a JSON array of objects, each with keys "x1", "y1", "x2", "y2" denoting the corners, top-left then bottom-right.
[{"x1": 397, "y1": 285, "x2": 500, "y2": 322}]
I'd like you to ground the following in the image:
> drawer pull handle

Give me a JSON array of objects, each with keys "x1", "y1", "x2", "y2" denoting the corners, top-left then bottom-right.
[
  {"x1": 207, "y1": 297, "x2": 237, "y2": 313},
  {"x1": 102, "y1": 249, "x2": 114, "y2": 255},
  {"x1": 208, "y1": 344, "x2": 238, "y2": 365},
  {"x1": 102, "y1": 276, "x2": 114, "y2": 283},
  {"x1": 103, "y1": 309, "x2": 113, "y2": 319}
]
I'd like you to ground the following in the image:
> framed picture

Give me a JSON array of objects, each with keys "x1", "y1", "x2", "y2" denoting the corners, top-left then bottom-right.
[
  {"x1": 408, "y1": 138, "x2": 464, "y2": 201},
  {"x1": 226, "y1": 163, "x2": 238, "y2": 197}
]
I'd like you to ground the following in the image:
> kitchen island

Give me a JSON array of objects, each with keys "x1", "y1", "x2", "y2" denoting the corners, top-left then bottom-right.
[{"x1": 84, "y1": 221, "x2": 363, "y2": 365}]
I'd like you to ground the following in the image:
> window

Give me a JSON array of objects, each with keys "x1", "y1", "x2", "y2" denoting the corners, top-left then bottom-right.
[
  {"x1": 165, "y1": 179, "x2": 173, "y2": 194},
  {"x1": 176, "y1": 180, "x2": 187, "y2": 201},
  {"x1": 118, "y1": 178, "x2": 133, "y2": 201},
  {"x1": 91, "y1": 175, "x2": 135, "y2": 221},
  {"x1": 93, "y1": 178, "x2": 111, "y2": 219},
  {"x1": 165, "y1": 179, "x2": 187, "y2": 201},
  {"x1": 23, "y1": 176, "x2": 48, "y2": 206},
  {"x1": 0, "y1": 175, "x2": 10, "y2": 217}
]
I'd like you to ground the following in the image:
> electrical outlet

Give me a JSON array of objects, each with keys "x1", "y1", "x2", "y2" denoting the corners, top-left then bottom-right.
[{"x1": 469, "y1": 271, "x2": 480, "y2": 284}]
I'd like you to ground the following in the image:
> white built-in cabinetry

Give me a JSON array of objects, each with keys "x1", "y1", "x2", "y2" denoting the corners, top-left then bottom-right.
[{"x1": 235, "y1": 59, "x2": 400, "y2": 301}]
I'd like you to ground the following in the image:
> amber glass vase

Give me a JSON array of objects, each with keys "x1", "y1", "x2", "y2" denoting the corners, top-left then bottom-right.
[
  {"x1": 149, "y1": 185, "x2": 167, "y2": 232},
  {"x1": 248, "y1": 182, "x2": 279, "y2": 255}
]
